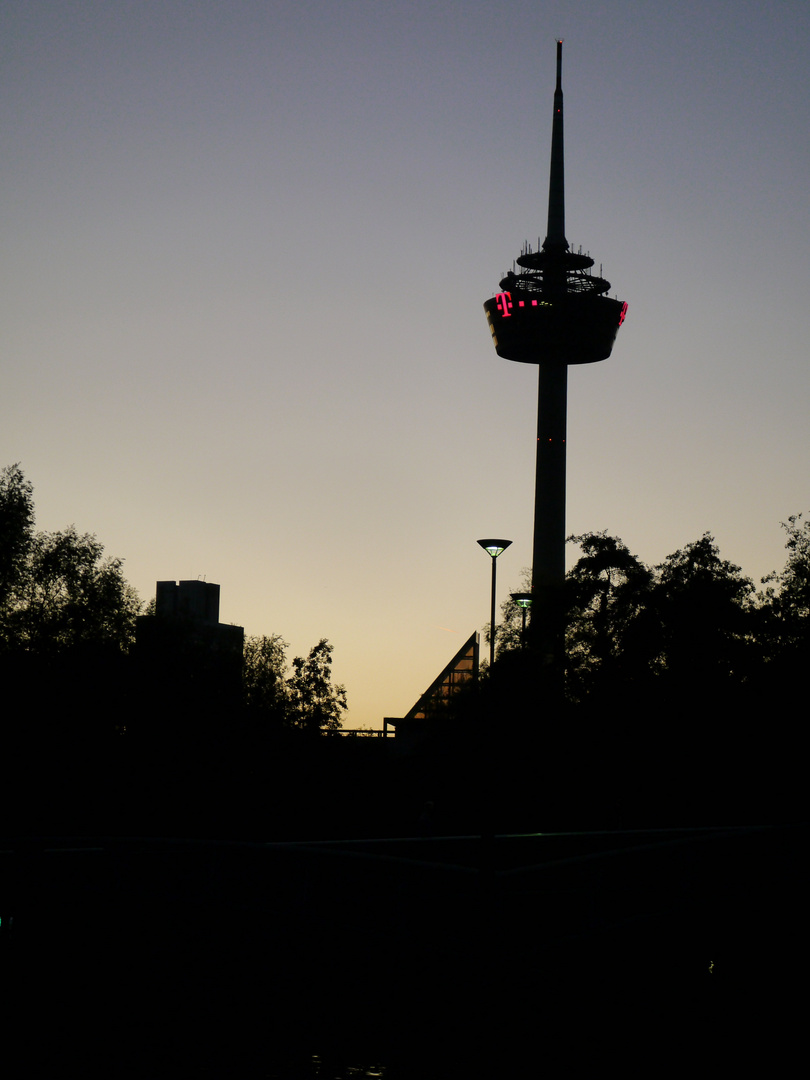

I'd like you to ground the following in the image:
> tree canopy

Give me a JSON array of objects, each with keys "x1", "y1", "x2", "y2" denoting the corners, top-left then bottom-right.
[
  {"x1": 243, "y1": 634, "x2": 348, "y2": 734},
  {"x1": 761, "y1": 514, "x2": 810, "y2": 640},
  {"x1": 564, "y1": 531, "x2": 654, "y2": 698},
  {"x1": 0, "y1": 464, "x2": 141, "y2": 656},
  {"x1": 0, "y1": 463, "x2": 35, "y2": 608},
  {"x1": 491, "y1": 522, "x2": 808, "y2": 707},
  {"x1": 243, "y1": 633, "x2": 290, "y2": 721}
]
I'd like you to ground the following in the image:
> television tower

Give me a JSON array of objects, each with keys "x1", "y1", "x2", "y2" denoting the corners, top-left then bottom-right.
[{"x1": 483, "y1": 41, "x2": 627, "y2": 687}]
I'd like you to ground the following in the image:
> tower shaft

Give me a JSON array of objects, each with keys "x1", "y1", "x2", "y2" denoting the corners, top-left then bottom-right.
[{"x1": 530, "y1": 360, "x2": 567, "y2": 677}]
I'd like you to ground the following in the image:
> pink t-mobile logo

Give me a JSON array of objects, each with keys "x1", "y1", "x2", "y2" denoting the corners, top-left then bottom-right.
[{"x1": 495, "y1": 292, "x2": 513, "y2": 317}]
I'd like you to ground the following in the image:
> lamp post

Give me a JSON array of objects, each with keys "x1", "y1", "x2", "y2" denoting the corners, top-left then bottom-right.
[
  {"x1": 477, "y1": 539, "x2": 512, "y2": 668},
  {"x1": 510, "y1": 592, "x2": 533, "y2": 644}
]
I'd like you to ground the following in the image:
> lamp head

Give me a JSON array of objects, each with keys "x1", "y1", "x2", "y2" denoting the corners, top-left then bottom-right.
[
  {"x1": 478, "y1": 539, "x2": 512, "y2": 558},
  {"x1": 510, "y1": 592, "x2": 533, "y2": 608}
]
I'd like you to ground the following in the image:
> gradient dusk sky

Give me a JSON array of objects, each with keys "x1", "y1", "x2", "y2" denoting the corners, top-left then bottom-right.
[{"x1": 4, "y1": 1, "x2": 810, "y2": 728}]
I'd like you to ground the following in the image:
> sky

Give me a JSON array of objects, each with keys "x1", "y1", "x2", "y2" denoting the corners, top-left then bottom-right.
[{"x1": 3, "y1": 1, "x2": 810, "y2": 729}]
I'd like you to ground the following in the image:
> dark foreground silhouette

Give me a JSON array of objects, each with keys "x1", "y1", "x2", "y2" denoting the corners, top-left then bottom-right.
[
  {"x1": 1, "y1": 824, "x2": 805, "y2": 1076},
  {"x1": 1, "y1": 702, "x2": 807, "y2": 1077}
]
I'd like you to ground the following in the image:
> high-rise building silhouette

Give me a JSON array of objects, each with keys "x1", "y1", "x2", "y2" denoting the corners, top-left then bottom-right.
[
  {"x1": 484, "y1": 42, "x2": 627, "y2": 684},
  {"x1": 135, "y1": 580, "x2": 245, "y2": 733}
]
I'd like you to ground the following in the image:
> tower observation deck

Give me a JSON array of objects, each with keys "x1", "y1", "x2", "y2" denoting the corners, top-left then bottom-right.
[{"x1": 483, "y1": 41, "x2": 627, "y2": 689}]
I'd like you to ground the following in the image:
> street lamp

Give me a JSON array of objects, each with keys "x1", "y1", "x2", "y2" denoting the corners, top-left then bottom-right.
[
  {"x1": 510, "y1": 592, "x2": 533, "y2": 643},
  {"x1": 477, "y1": 539, "x2": 512, "y2": 668}
]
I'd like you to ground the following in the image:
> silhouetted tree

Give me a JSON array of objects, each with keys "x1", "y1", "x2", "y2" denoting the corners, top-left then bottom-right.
[
  {"x1": 242, "y1": 634, "x2": 348, "y2": 735},
  {"x1": 15, "y1": 527, "x2": 141, "y2": 654},
  {"x1": 647, "y1": 533, "x2": 756, "y2": 691},
  {"x1": 0, "y1": 464, "x2": 35, "y2": 612},
  {"x1": 491, "y1": 529, "x2": 764, "y2": 704},
  {"x1": 0, "y1": 464, "x2": 141, "y2": 656},
  {"x1": 565, "y1": 531, "x2": 654, "y2": 699},
  {"x1": 243, "y1": 633, "x2": 290, "y2": 724},
  {"x1": 754, "y1": 514, "x2": 810, "y2": 719},
  {"x1": 287, "y1": 639, "x2": 348, "y2": 735},
  {"x1": 491, "y1": 534, "x2": 654, "y2": 696},
  {"x1": 761, "y1": 514, "x2": 810, "y2": 647},
  {"x1": 778, "y1": 513, "x2": 810, "y2": 620}
]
